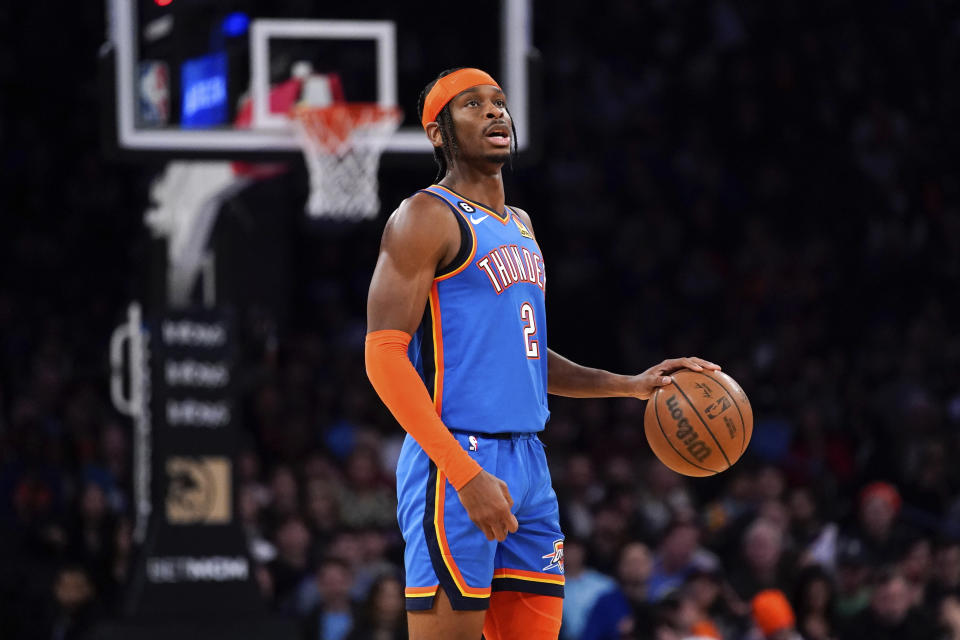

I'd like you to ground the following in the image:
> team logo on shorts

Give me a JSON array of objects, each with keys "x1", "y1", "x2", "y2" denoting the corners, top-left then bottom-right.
[
  {"x1": 468, "y1": 435, "x2": 478, "y2": 451},
  {"x1": 457, "y1": 201, "x2": 476, "y2": 213},
  {"x1": 542, "y1": 539, "x2": 564, "y2": 573}
]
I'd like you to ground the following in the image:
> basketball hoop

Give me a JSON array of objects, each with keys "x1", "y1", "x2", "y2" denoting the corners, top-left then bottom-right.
[{"x1": 291, "y1": 103, "x2": 402, "y2": 219}]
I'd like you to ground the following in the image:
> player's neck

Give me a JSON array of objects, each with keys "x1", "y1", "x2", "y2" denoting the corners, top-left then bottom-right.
[{"x1": 440, "y1": 166, "x2": 505, "y2": 212}]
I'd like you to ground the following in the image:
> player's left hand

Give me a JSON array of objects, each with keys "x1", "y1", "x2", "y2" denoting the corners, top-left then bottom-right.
[{"x1": 628, "y1": 357, "x2": 720, "y2": 400}]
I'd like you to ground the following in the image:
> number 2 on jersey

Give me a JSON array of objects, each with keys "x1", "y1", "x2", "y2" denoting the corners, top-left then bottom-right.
[{"x1": 520, "y1": 302, "x2": 540, "y2": 359}]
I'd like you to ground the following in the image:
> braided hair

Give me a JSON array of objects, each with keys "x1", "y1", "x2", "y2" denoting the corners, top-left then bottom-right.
[{"x1": 417, "y1": 68, "x2": 518, "y2": 183}]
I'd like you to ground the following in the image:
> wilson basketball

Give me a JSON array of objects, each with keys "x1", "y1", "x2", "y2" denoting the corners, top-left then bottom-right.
[{"x1": 644, "y1": 369, "x2": 753, "y2": 477}]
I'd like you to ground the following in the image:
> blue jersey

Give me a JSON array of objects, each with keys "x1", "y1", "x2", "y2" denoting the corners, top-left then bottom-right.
[{"x1": 408, "y1": 185, "x2": 549, "y2": 434}]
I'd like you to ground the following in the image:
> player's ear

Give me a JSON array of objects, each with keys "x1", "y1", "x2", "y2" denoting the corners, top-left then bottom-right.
[{"x1": 425, "y1": 121, "x2": 444, "y2": 148}]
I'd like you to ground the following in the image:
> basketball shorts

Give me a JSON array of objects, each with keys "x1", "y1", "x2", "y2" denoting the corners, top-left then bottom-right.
[{"x1": 397, "y1": 430, "x2": 565, "y2": 611}]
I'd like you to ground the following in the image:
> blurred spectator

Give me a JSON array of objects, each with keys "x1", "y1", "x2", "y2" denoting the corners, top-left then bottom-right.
[
  {"x1": 560, "y1": 537, "x2": 616, "y2": 640},
  {"x1": 896, "y1": 536, "x2": 933, "y2": 607},
  {"x1": 840, "y1": 570, "x2": 939, "y2": 640},
  {"x1": 582, "y1": 541, "x2": 655, "y2": 640},
  {"x1": 681, "y1": 569, "x2": 726, "y2": 640},
  {"x1": 842, "y1": 482, "x2": 909, "y2": 566},
  {"x1": 255, "y1": 563, "x2": 275, "y2": 602},
  {"x1": 648, "y1": 520, "x2": 718, "y2": 602},
  {"x1": 589, "y1": 500, "x2": 631, "y2": 575},
  {"x1": 347, "y1": 528, "x2": 397, "y2": 602},
  {"x1": 703, "y1": 467, "x2": 755, "y2": 549},
  {"x1": 635, "y1": 462, "x2": 695, "y2": 540},
  {"x1": 786, "y1": 487, "x2": 838, "y2": 570},
  {"x1": 66, "y1": 482, "x2": 118, "y2": 597},
  {"x1": 344, "y1": 573, "x2": 407, "y2": 640},
  {"x1": 110, "y1": 517, "x2": 133, "y2": 596},
  {"x1": 558, "y1": 454, "x2": 605, "y2": 540},
  {"x1": 927, "y1": 538, "x2": 960, "y2": 608},
  {"x1": 295, "y1": 527, "x2": 388, "y2": 615},
  {"x1": 338, "y1": 446, "x2": 396, "y2": 530},
  {"x1": 269, "y1": 516, "x2": 313, "y2": 610},
  {"x1": 832, "y1": 540, "x2": 872, "y2": 621},
  {"x1": 653, "y1": 592, "x2": 722, "y2": 640},
  {"x1": 40, "y1": 565, "x2": 100, "y2": 640},
  {"x1": 792, "y1": 565, "x2": 838, "y2": 640},
  {"x1": 728, "y1": 518, "x2": 792, "y2": 601},
  {"x1": 266, "y1": 465, "x2": 301, "y2": 531},
  {"x1": 940, "y1": 595, "x2": 960, "y2": 640},
  {"x1": 303, "y1": 558, "x2": 355, "y2": 640},
  {"x1": 303, "y1": 478, "x2": 342, "y2": 546}
]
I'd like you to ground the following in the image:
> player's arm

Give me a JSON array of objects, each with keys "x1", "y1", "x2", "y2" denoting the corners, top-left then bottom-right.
[
  {"x1": 547, "y1": 350, "x2": 718, "y2": 400},
  {"x1": 365, "y1": 194, "x2": 518, "y2": 542},
  {"x1": 510, "y1": 207, "x2": 721, "y2": 400}
]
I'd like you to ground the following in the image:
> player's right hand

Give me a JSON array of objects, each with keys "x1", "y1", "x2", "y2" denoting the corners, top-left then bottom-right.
[{"x1": 457, "y1": 470, "x2": 519, "y2": 542}]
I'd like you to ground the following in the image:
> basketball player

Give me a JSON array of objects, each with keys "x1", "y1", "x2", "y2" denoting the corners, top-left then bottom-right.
[{"x1": 365, "y1": 68, "x2": 719, "y2": 640}]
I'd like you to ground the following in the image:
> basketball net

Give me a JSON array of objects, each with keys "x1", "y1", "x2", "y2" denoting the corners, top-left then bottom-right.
[{"x1": 291, "y1": 104, "x2": 402, "y2": 220}]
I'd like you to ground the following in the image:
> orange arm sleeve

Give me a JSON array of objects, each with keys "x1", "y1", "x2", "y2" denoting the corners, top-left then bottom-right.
[{"x1": 365, "y1": 329, "x2": 482, "y2": 490}]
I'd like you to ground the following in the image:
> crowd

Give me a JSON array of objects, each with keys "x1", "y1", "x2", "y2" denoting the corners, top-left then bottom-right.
[{"x1": 2, "y1": 0, "x2": 960, "y2": 639}]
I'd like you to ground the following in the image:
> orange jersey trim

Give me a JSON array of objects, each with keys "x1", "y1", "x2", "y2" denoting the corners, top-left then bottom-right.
[
  {"x1": 493, "y1": 568, "x2": 565, "y2": 585},
  {"x1": 435, "y1": 469, "x2": 492, "y2": 598},
  {"x1": 430, "y1": 185, "x2": 509, "y2": 225},
  {"x1": 405, "y1": 585, "x2": 439, "y2": 597}
]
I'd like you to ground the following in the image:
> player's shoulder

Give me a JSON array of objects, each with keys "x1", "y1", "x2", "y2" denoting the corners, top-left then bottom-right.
[
  {"x1": 382, "y1": 190, "x2": 457, "y2": 244},
  {"x1": 392, "y1": 190, "x2": 452, "y2": 222}
]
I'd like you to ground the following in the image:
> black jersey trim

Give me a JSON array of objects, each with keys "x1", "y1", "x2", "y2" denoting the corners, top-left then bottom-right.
[
  {"x1": 418, "y1": 307, "x2": 436, "y2": 401},
  {"x1": 422, "y1": 461, "x2": 492, "y2": 611},
  {"x1": 405, "y1": 595, "x2": 437, "y2": 611},
  {"x1": 431, "y1": 184, "x2": 510, "y2": 223},
  {"x1": 417, "y1": 189, "x2": 477, "y2": 279}
]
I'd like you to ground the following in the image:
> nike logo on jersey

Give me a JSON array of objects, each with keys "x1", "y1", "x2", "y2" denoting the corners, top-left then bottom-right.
[{"x1": 469, "y1": 214, "x2": 489, "y2": 225}]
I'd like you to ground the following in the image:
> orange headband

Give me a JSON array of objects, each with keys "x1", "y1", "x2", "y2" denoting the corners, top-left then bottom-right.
[{"x1": 421, "y1": 68, "x2": 501, "y2": 129}]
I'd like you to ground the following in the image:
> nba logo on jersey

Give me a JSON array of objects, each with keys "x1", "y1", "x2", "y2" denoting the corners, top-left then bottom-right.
[{"x1": 468, "y1": 435, "x2": 478, "y2": 451}]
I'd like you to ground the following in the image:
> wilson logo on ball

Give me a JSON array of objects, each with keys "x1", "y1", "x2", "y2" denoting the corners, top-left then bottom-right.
[{"x1": 665, "y1": 394, "x2": 712, "y2": 463}]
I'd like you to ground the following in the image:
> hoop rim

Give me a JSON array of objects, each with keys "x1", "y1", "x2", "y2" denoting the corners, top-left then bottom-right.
[
  {"x1": 290, "y1": 102, "x2": 402, "y2": 116},
  {"x1": 290, "y1": 103, "x2": 403, "y2": 153}
]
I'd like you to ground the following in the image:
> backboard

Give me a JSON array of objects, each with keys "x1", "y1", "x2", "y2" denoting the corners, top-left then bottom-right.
[{"x1": 102, "y1": 0, "x2": 535, "y2": 159}]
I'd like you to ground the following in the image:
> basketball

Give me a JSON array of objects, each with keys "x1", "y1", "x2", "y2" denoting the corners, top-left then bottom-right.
[{"x1": 644, "y1": 369, "x2": 753, "y2": 477}]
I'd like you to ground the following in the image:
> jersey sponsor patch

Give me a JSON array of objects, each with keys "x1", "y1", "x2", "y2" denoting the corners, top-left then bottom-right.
[{"x1": 513, "y1": 216, "x2": 534, "y2": 239}]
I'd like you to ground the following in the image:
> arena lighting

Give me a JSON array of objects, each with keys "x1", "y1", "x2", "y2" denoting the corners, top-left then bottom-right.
[
  {"x1": 154, "y1": 0, "x2": 173, "y2": 6},
  {"x1": 222, "y1": 12, "x2": 250, "y2": 37}
]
